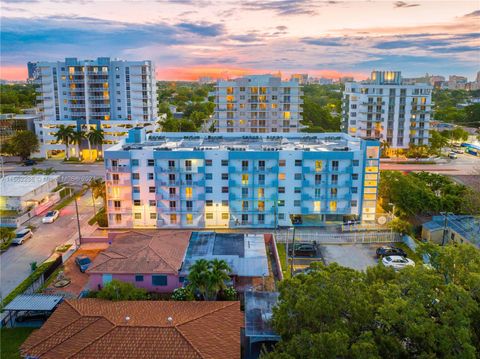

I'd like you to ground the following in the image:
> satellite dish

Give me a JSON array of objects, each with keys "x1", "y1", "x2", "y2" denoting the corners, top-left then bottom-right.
[{"x1": 377, "y1": 216, "x2": 387, "y2": 225}]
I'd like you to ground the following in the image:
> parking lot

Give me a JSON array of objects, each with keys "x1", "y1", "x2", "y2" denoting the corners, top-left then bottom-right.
[{"x1": 319, "y1": 243, "x2": 385, "y2": 271}]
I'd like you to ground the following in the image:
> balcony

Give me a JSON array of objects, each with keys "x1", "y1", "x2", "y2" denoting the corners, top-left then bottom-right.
[{"x1": 106, "y1": 165, "x2": 131, "y2": 173}]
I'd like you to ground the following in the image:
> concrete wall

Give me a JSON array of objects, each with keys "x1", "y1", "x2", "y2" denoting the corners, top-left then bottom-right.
[{"x1": 88, "y1": 273, "x2": 182, "y2": 293}]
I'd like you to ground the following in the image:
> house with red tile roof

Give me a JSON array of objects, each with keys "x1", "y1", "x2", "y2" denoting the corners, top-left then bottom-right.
[
  {"x1": 87, "y1": 231, "x2": 191, "y2": 293},
  {"x1": 20, "y1": 298, "x2": 243, "y2": 358}
]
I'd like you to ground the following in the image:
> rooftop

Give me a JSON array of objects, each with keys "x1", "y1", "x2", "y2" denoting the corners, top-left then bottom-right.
[
  {"x1": 21, "y1": 299, "x2": 243, "y2": 359},
  {"x1": 110, "y1": 132, "x2": 363, "y2": 153},
  {"x1": 0, "y1": 175, "x2": 58, "y2": 197},
  {"x1": 428, "y1": 215, "x2": 480, "y2": 246},
  {"x1": 87, "y1": 231, "x2": 191, "y2": 275},
  {"x1": 181, "y1": 232, "x2": 269, "y2": 277},
  {"x1": 4, "y1": 294, "x2": 63, "y2": 312},
  {"x1": 244, "y1": 291, "x2": 280, "y2": 340}
]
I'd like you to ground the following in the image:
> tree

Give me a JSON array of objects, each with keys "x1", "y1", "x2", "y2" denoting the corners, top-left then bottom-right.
[
  {"x1": 54, "y1": 125, "x2": 75, "y2": 160},
  {"x1": 187, "y1": 259, "x2": 232, "y2": 300},
  {"x1": 187, "y1": 259, "x2": 210, "y2": 300},
  {"x1": 0, "y1": 228, "x2": 15, "y2": 248},
  {"x1": 2, "y1": 130, "x2": 39, "y2": 160},
  {"x1": 207, "y1": 258, "x2": 231, "y2": 300},
  {"x1": 86, "y1": 128, "x2": 104, "y2": 158},
  {"x1": 429, "y1": 130, "x2": 449, "y2": 153},
  {"x1": 265, "y1": 244, "x2": 480, "y2": 358},
  {"x1": 97, "y1": 280, "x2": 148, "y2": 301},
  {"x1": 379, "y1": 140, "x2": 390, "y2": 158},
  {"x1": 84, "y1": 178, "x2": 106, "y2": 210},
  {"x1": 70, "y1": 130, "x2": 85, "y2": 158}
]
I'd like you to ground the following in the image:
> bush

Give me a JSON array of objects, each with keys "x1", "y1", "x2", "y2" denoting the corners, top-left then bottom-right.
[
  {"x1": 97, "y1": 280, "x2": 148, "y2": 301},
  {"x1": 171, "y1": 286, "x2": 194, "y2": 301},
  {"x1": 218, "y1": 286, "x2": 238, "y2": 301},
  {"x1": 88, "y1": 208, "x2": 107, "y2": 227}
]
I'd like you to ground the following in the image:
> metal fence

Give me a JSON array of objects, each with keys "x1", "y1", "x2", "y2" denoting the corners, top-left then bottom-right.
[{"x1": 275, "y1": 230, "x2": 401, "y2": 244}]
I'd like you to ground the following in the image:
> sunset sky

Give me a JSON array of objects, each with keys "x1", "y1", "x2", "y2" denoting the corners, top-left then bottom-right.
[{"x1": 1, "y1": 0, "x2": 479, "y2": 81}]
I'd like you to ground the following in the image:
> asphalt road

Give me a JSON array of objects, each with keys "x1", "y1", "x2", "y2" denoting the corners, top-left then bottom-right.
[
  {"x1": 380, "y1": 153, "x2": 480, "y2": 175},
  {"x1": 0, "y1": 191, "x2": 101, "y2": 300}
]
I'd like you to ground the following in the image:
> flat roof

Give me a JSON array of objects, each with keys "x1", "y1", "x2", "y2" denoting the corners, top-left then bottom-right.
[
  {"x1": 430, "y1": 215, "x2": 480, "y2": 246},
  {"x1": 110, "y1": 132, "x2": 363, "y2": 153},
  {"x1": 244, "y1": 291, "x2": 280, "y2": 339},
  {"x1": 181, "y1": 232, "x2": 269, "y2": 277},
  {"x1": 4, "y1": 294, "x2": 63, "y2": 312},
  {"x1": 0, "y1": 175, "x2": 59, "y2": 197}
]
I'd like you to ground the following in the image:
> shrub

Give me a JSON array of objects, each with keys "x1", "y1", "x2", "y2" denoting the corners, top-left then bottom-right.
[
  {"x1": 97, "y1": 280, "x2": 148, "y2": 301},
  {"x1": 218, "y1": 286, "x2": 238, "y2": 301},
  {"x1": 171, "y1": 286, "x2": 194, "y2": 301}
]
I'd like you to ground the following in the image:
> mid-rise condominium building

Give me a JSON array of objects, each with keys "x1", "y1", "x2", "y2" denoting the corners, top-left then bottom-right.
[
  {"x1": 212, "y1": 75, "x2": 303, "y2": 133},
  {"x1": 104, "y1": 128, "x2": 379, "y2": 229},
  {"x1": 342, "y1": 71, "x2": 432, "y2": 149},
  {"x1": 33, "y1": 57, "x2": 158, "y2": 159}
]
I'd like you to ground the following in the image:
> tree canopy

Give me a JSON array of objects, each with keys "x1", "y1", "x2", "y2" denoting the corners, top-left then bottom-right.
[
  {"x1": 0, "y1": 84, "x2": 36, "y2": 114},
  {"x1": 96, "y1": 280, "x2": 148, "y2": 301},
  {"x1": 264, "y1": 243, "x2": 480, "y2": 359},
  {"x1": 1, "y1": 130, "x2": 39, "y2": 159}
]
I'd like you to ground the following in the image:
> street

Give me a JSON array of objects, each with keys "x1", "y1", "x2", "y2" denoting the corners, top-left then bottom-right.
[{"x1": 0, "y1": 191, "x2": 101, "y2": 299}]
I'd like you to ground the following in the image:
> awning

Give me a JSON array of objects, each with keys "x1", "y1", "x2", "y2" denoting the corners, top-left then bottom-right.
[{"x1": 4, "y1": 294, "x2": 63, "y2": 312}]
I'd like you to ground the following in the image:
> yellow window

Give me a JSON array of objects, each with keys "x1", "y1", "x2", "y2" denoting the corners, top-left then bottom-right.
[
  {"x1": 170, "y1": 214, "x2": 177, "y2": 223},
  {"x1": 257, "y1": 188, "x2": 264, "y2": 198},
  {"x1": 350, "y1": 127, "x2": 357, "y2": 133},
  {"x1": 103, "y1": 91, "x2": 109, "y2": 98},
  {"x1": 227, "y1": 87, "x2": 234, "y2": 94},
  {"x1": 329, "y1": 201, "x2": 337, "y2": 211},
  {"x1": 186, "y1": 213, "x2": 193, "y2": 224},
  {"x1": 315, "y1": 160, "x2": 323, "y2": 172},
  {"x1": 250, "y1": 87, "x2": 258, "y2": 94},
  {"x1": 103, "y1": 83, "x2": 109, "y2": 89},
  {"x1": 366, "y1": 147, "x2": 379, "y2": 159},
  {"x1": 104, "y1": 115, "x2": 110, "y2": 121},
  {"x1": 364, "y1": 187, "x2": 377, "y2": 194},
  {"x1": 283, "y1": 111, "x2": 291, "y2": 120},
  {"x1": 70, "y1": 84, "x2": 76, "y2": 89},
  {"x1": 364, "y1": 180, "x2": 377, "y2": 187},
  {"x1": 239, "y1": 119, "x2": 245, "y2": 125},
  {"x1": 278, "y1": 173, "x2": 286, "y2": 180},
  {"x1": 271, "y1": 103, "x2": 278, "y2": 109},
  {"x1": 365, "y1": 167, "x2": 378, "y2": 173},
  {"x1": 258, "y1": 201, "x2": 265, "y2": 211},
  {"x1": 226, "y1": 95, "x2": 234, "y2": 102},
  {"x1": 69, "y1": 67, "x2": 75, "y2": 74},
  {"x1": 365, "y1": 174, "x2": 377, "y2": 180},
  {"x1": 364, "y1": 193, "x2": 377, "y2": 200},
  {"x1": 185, "y1": 187, "x2": 192, "y2": 198},
  {"x1": 222, "y1": 213, "x2": 229, "y2": 219},
  {"x1": 242, "y1": 174, "x2": 249, "y2": 185},
  {"x1": 314, "y1": 201, "x2": 321, "y2": 212}
]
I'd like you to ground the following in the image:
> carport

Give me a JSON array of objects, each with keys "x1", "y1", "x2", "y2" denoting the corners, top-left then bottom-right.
[{"x1": 2, "y1": 294, "x2": 63, "y2": 328}]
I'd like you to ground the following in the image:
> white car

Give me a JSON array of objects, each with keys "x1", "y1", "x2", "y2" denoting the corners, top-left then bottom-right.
[
  {"x1": 382, "y1": 255, "x2": 415, "y2": 270},
  {"x1": 42, "y1": 210, "x2": 60, "y2": 224},
  {"x1": 12, "y1": 229, "x2": 33, "y2": 245}
]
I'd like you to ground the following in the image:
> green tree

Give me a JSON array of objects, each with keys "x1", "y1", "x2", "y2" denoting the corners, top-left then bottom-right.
[
  {"x1": 0, "y1": 228, "x2": 15, "y2": 249},
  {"x1": 187, "y1": 259, "x2": 232, "y2": 300},
  {"x1": 379, "y1": 140, "x2": 390, "y2": 158},
  {"x1": 265, "y1": 244, "x2": 480, "y2": 359},
  {"x1": 54, "y1": 125, "x2": 75, "y2": 160},
  {"x1": 97, "y1": 280, "x2": 148, "y2": 301},
  {"x1": 188, "y1": 259, "x2": 210, "y2": 300},
  {"x1": 429, "y1": 130, "x2": 449, "y2": 152},
  {"x1": 3, "y1": 130, "x2": 39, "y2": 160},
  {"x1": 86, "y1": 128, "x2": 104, "y2": 158},
  {"x1": 83, "y1": 177, "x2": 105, "y2": 215}
]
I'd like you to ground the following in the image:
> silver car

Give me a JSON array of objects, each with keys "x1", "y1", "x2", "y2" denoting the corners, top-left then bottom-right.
[{"x1": 12, "y1": 228, "x2": 33, "y2": 245}]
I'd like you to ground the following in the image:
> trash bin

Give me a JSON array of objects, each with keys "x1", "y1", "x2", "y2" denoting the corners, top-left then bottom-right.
[{"x1": 30, "y1": 261, "x2": 37, "y2": 272}]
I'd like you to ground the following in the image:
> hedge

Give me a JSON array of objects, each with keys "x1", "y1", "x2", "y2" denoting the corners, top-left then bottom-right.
[{"x1": 0, "y1": 260, "x2": 56, "y2": 310}]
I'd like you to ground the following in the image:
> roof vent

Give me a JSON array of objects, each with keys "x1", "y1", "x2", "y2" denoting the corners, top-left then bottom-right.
[
  {"x1": 167, "y1": 317, "x2": 173, "y2": 325},
  {"x1": 125, "y1": 316, "x2": 130, "y2": 325}
]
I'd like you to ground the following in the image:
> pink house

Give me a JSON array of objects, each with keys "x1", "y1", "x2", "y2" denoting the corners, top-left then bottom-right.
[{"x1": 87, "y1": 230, "x2": 191, "y2": 293}]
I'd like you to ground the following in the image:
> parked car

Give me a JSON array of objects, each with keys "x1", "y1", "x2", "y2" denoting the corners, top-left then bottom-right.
[
  {"x1": 42, "y1": 210, "x2": 60, "y2": 224},
  {"x1": 288, "y1": 243, "x2": 317, "y2": 257},
  {"x1": 16, "y1": 311, "x2": 50, "y2": 323},
  {"x1": 23, "y1": 159, "x2": 37, "y2": 166},
  {"x1": 448, "y1": 152, "x2": 458, "y2": 159},
  {"x1": 376, "y1": 246, "x2": 407, "y2": 258},
  {"x1": 75, "y1": 255, "x2": 92, "y2": 272},
  {"x1": 382, "y1": 255, "x2": 415, "y2": 270},
  {"x1": 12, "y1": 229, "x2": 33, "y2": 245}
]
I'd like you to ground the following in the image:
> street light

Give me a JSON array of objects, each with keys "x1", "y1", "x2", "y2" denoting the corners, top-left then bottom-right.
[{"x1": 74, "y1": 194, "x2": 82, "y2": 247}]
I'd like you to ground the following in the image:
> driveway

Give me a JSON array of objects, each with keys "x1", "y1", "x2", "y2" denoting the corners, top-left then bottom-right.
[
  {"x1": 319, "y1": 244, "x2": 380, "y2": 271},
  {"x1": 0, "y1": 191, "x2": 101, "y2": 299}
]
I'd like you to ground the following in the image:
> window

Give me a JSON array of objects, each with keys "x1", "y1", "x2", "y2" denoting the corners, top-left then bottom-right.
[
  {"x1": 205, "y1": 159, "x2": 212, "y2": 166},
  {"x1": 132, "y1": 173, "x2": 140, "y2": 180},
  {"x1": 242, "y1": 174, "x2": 249, "y2": 185},
  {"x1": 279, "y1": 160, "x2": 286, "y2": 167},
  {"x1": 186, "y1": 213, "x2": 193, "y2": 224},
  {"x1": 131, "y1": 159, "x2": 139, "y2": 166},
  {"x1": 294, "y1": 187, "x2": 301, "y2": 193},
  {"x1": 134, "y1": 200, "x2": 141, "y2": 206},
  {"x1": 315, "y1": 160, "x2": 322, "y2": 172},
  {"x1": 278, "y1": 200, "x2": 285, "y2": 207},
  {"x1": 134, "y1": 213, "x2": 142, "y2": 219},
  {"x1": 315, "y1": 188, "x2": 321, "y2": 198},
  {"x1": 332, "y1": 161, "x2": 339, "y2": 170},
  {"x1": 152, "y1": 275, "x2": 167, "y2": 286},
  {"x1": 258, "y1": 188, "x2": 264, "y2": 198},
  {"x1": 150, "y1": 213, "x2": 157, "y2": 220},
  {"x1": 242, "y1": 160, "x2": 249, "y2": 170},
  {"x1": 351, "y1": 187, "x2": 358, "y2": 194},
  {"x1": 258, "y1": 201, "x2": 265, "y2": 211},
  {"x1": 222, "y1": 213, "x2": 229, "y2": 219},
  {"x1": 222, "y1": 173, "x2": 229, "y2": 180},
  {"x1": 242, "y1": 188, "x2": 249, "y2": 197},
  {"x1": 133, "y1": 187, "x2": 140, "y2": 194},
  {"x1": 149, "y1": 200, "x2": 156, "y2": 206},
  {"x1": 278, "y1": 173, "x2": 286, "y2": 180},
  {"x1": 147, "y1": 159, "x2": 155, "y2": 167},
  {"x1": 258, "y1": 160, "x2": 265, "y2": 169},
  {"x1": 242, "y1": 201, "x2": 249, "y2": 210},
  {"x1": 242, "y1": 214, "x2": 249, "y2": 223},
  {"x1": 221, "y1": 160, "x2": 228, "y2": 166},
  {"x1": 278, "y1": 187, "x2": 285, "y2": 193},
  {"x1": 135, "y1": 275, "x2": 144, "y2": 282},
  {"x1": 353, "y1": 160, "x2": 359, "y2": 167},
  {"x1": 169, "y1": 188, "x2": 176, "y2": 196},
  {"x1": 222, "y1": 187, "x2": 229, "y2": 193},
  {"x1": 149, "y1": 187, "x2": 155, "y2": 193},
  {"x1": 294, "y1": 173, "x2": 302, "y2": 180},
  {"x1": 222, "y1": 200, "x2": 229, "y2": 206},
  {"x1": 206, "y1": 187, "x2": 213, "y2": 193},
  {"x1": 185, "y1": 187, "x2": 192, "y2": 198},
  {"x1": 314, "y1": 201, "x2": 321, "y2": 212},
  {"x1": 115, "y1": 214, "x2": 122, "y2": 222},
  {"x1": 206, "y1": 200, "x2": 213, "y2": 207},
  {"x1": 352, "y1": 173, "x2": 359, "y2": 180},
  {"x1": 294, "y1": 200, "x2": 301, "y2": 207},
  {"x1": 148, "y1": 173, "x2": 154, "y2": 180},
  {"x1": 315, "y1": 174, "x2": 322, "y2": 184},
  {"x1": 186, "y1": 201, "x2": 193, "y2": 211},
  {"x1": 170, "y1": 214, "x2": 177, "y2": 224},
  {"x1": 295, "y1": 160, "x2": 302, "y2": 166},
  {"x1": 206, "y1": 213, "x2": 214, "y2": 219},
  {"x1": 279, "y1": 213, "x2": 285, "y2": 220},
  {"x1": 330, "y1": 201, "x2": 337, "y2": 211},
  {"x1": 331, "y1": 174, "x2": 338, "y2": 183},
  {"x1": 169, "y1": 201, "x2": 176, "y2": 209},
  {"x1": 351, "y1": 200, "x2": 358, "y2": 207},
  {"x1": 168, "y1": 160, "x2": 175, "y2": 168},
  {"x1": 205, "y1": 173, "x2": 212, "y2": 180},
  {"x1": 258, "y1": 214, "x2": 265, "y2": 222},
  {"x1": 113, "y1": 200, "x2": 121, "y2": 208}
]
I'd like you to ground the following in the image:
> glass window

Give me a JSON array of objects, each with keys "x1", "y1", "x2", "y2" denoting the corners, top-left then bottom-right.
[
  {"x1": 152, "y1": 275, "x2": 167, "y2": 286},
  {"x1": 206, "y1": 200, "x2": 213, "y2": 206},
  {"x1": 170, "y1": 214, "x2": 177, "y2": 224},
  {"x1": 185, "y1": 187, "x2": 192, "y2": 198},
  {"x1": 134, "y1": 200, "x2": 141, "y2": 206},
  {"x1": 222, "y1": 200, "x2": 229, "y2": 206},
  {"x1": 278, "y1": 173, "x2": 286, "y2": 180},
  {"x1": 131, "y1": 159, "x2": 139, "y2": 166},
  {"x1": 205, "y1": 159, "x2": 212, "y2": 166},
  {"x1": 278, "y1": 187, "x2": 285, "y2": 193},
  {"x1": 294, "y1": 200, "x2": 301, "y2": 207},
  {"x1": 206, "y1": 173, "x2": 212, "y2": 180},
  {"x1": 150, "y1": 213, "x2": 156, "y2": 219},
  {"x1": 147, "y1": 159, "x2": 155, "y2": 167},
  {"x1": 149, "y1": 187, "x2": 155, "y2": 193},
  {"x1": 148, "y1": 173, "x2": 154, "y2": 180},
  {"x1": 279, "y1": 160, "x2": 286, "y2": 167},
  {"x1": 206, "y1": 213, "x2": 214, "y2": 219},
  {"x1": 222, "y1": 187, "x2": 229, "y2": 193},
  {"x1": 135, "y1": 275, "x2": 144, "y2": 282},
  {"x1": 186, "y1": 213, "x2": 193, "y2": 224},
  {"x1": 221, "y1": 160, "x2": 228, "y2": 166},
  {"x1": 206, "y1": 187, "x2": 213, "y2": 193},
  {"x1": 294, "y1": 173, "x2": 302, "y2": 180},
  {"x1": 149, "y1": 200, "x2": 156, "y2": 206},
  {"x1": 132, "y1": 173, "x2": 140, "y2": 180},
  {"x1": 134, "y1": 213, "x2": 141, "y2": 219},
  {"x1": 222, "y1": 213, "x2": 229, "y2": 219},
  {"x1": 315, "y1": 160, "x2": 322, "y2": 171},
  {"x1": 295, "y1": 160, "x2": 302, "y2": 166},
  {"x1": 329, "y1": 201, "x2": 337, "y2": 211},
  {"x1": 278, "y1": 200, "x2": 285, "y2": 207},
  {"x1": 222, "y1": 173, "x2": 229, "y2": 180},
  {"x1": 294, "y1": 187, "x2": 301, "y2": 193}
]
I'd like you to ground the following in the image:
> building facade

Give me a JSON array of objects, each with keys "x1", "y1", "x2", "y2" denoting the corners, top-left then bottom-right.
[
  {"x1": 33, "y1": 57, "x2": 158, "y2": 158},
  {"x1": 104, "y1": 128, "x2": 379, "y2": 229},
  {"x1": 212, "y1": 75, "x2": 303, "y2": 133},
  {"x1": 342, "y1": 71, "x2": 432, "y2": 149}
]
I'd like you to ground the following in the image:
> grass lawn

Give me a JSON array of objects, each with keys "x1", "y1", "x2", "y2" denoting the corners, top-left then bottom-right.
[
  {"x1": 276, "y1": 243, "x2": 291, "y2": 279},
  {"x1": 395, "y1": 242, "x2": 423, "y2": 264},
  {"x1": 0, "y1": 328, "x2": 35, "y2": 359}
]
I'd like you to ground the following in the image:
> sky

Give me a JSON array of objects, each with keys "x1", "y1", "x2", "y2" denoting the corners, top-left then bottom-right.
[{"x1": 0, "y1": 0, "x2": 479, "y2": 81}]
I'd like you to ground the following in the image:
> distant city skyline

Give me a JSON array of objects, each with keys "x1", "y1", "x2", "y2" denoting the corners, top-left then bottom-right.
[{"x1": 1, "y1": 0, "x2": 479, "y2": 81}]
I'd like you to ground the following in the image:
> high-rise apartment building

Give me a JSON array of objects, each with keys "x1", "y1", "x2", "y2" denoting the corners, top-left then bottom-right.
[
  {"x1": 212, "y1": 75, "x2": 303, "y2": 133},
  {"x1": 342, "y1": 71, "x2": 432, "y2": 149},
  {"x1": 33, "y1": 57, "x2": 158, "y2": 158},
  {"x1": 104, "y1": 128, "x2": 380, "y2": 229}
]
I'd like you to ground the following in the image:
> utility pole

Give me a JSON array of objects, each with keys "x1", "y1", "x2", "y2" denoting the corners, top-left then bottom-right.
[
  {"x1": 441, "y1": 212, "x2": 448, "y2": 246},
  {"x1": 74, "y1": 194, "x2": 82, "y2": 246}
]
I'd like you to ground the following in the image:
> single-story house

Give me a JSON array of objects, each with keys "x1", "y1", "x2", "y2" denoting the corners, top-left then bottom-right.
[
  {"x1": 181, "y1": 232, "x2": 270, "y2": 292},
  {"x1": 87, "y1": 231, "x2": 191, "y2": 293},
  {"x1": 21, "y1": 298, "x2": 243, "y2": 358},
  {"x1": 422, "y1": 214, "x2": 480, "y2": 248}
]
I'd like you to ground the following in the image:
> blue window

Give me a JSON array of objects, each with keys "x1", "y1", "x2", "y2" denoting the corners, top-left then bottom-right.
[
  {"x1": 131, "y1": 159, "x2": 139, "y2": 166},
  {"x1": 135, "y1": 275, "x2": 144, "y2": 282},
  {"x1": 353, "y1": 160, "x2": 359, "y2": 166},
  {"x1": 206, "y1": 173, "x2": 213, "y2": 180},
  {"x1": 133, "y1": 187, "x2": 140, "y2": 194},
  {"x1": 152, "y1": 275, "x2": 168, "y2": 286},
  {"x1": 351, "y1": 187, "x2": 358, "y2": 194},
  {"x1": 352, "y1": 174, "x2": 359, "y2": 180},
  {"x1": 179, "y1": 276, "x2": 185, "y2": 283},
  {"x1": 206, "y1": 187, "x2": 213, "y2": 193}
]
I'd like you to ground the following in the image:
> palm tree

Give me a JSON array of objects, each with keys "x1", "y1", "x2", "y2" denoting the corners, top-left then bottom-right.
[
  {"x1": 54, "y1": 125, "x2": 75, "y2": 160},
  {"x1": 83, "y1": 177, "x2": 106, "y2": 214},
  {"x1": 207, "y1": 259, "x2": 231, "y2": 300},
  {"x1": 87, "y1": 128, "x2": 104, "y2": 159},
  {"x1": 71, "y1": 130, "x2": 85, "y2": 159},
  {"x1": 380, "y1": 140, "x2": 390, "y2": 158},
  {"x1": 187, "y1": 259, "x2": 210, "y2": 300},
  {"x1": 0, "y1": 227, "x2": 15, "y2": 248}
]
